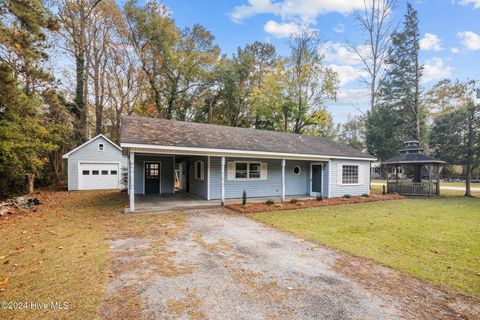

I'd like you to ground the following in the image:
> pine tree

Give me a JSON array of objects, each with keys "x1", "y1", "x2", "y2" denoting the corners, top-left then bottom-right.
[
  {"x1": 0, "y1": 0, "x2": 62, "y2": 194},
  {"x1": 367, "y1": 3, "x2": 424, "y2": 159}
]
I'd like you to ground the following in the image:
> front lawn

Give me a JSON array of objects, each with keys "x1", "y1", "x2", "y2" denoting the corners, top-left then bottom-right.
[{"x1": 251, "y1": 197, "x2": 480, "y2": 298}]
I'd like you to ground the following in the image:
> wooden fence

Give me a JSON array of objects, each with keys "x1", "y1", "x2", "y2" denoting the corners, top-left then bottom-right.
[{"x1": 387, "y1": 181, "x2": 440, "y2": 196}]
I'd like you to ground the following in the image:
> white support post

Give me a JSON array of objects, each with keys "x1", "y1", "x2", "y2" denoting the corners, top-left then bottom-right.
[
  {"x1": 207, "y1": 156, "x2": 211, "y2": 200},
  {"x1": 221, "y1": 156, "x2": 225, "y2": 206},
  {"x1": 281, "y1": 159, "x2": 286, "y2": 203},
  {"x1": 129, "y1": 152, "x2": 135, "y2": 213}
]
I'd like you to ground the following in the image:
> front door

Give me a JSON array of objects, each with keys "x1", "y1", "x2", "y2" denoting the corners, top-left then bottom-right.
[
  {"x1": 311, "y1": 164, "x2": 322, "y2": 197},
  {"x1": 145, "y1": 162, "x2": 160, "y2": 194}
]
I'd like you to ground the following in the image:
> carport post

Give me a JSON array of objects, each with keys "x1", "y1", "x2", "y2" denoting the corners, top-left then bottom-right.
[
  {"x1": 281, "y1": 159, "x2": 285, "y2": 202},
  {"x1": 129, "y1": 152, "x2": 135, "y2": 213},
  {"x1": 221, "y1": 156, "x2": 225, "y2": 206}
]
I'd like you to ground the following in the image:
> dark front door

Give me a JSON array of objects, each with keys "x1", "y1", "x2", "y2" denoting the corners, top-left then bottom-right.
[
  {"x1": 311, "y1": 164, "x2": 322, "y2": 195},
  {"x1": 145, "y1": 162, "x2": 160, "y2": 194}
]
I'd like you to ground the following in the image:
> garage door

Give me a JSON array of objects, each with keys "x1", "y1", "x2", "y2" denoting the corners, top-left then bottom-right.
[{"x1": 79, "y1": 163, "x2": 120, "y2": 190}]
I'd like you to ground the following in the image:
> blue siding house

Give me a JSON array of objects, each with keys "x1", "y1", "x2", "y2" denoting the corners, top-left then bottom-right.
[{"x1": 119, "y1": 116, "x2": 376, "y2": 212}]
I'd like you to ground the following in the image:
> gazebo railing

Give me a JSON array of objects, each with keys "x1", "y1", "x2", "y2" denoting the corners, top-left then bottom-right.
[{"x1": 387, "y1": 181, "x2": 440, "y2": 196}]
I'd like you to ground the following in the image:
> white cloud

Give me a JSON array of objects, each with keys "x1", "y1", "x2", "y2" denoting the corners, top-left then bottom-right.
[
  {"x1": 459, "y1": 0, "x2": 480, "y2": 9},
  {"x1": 230, "y1": 0, "x2": 363, "y2": 24},
  {"x1": 324, "y1": 42, "x2": 368, "y2": 66},
  {"x1": 263, "y1": 20, "x2": 304, "y2": 38},
  {"x1": 333, "y1": 23, "x2": 345, "y2": 33},
  {"x1": 420, "y1": 33, "x2": 443, "y2": 51},
  {"x1": 457, "y1": 31, "x2": 480, "y2": 50},
  {"x1": 328, "y1": 64, "x2": 368, "y2": 86},
  {"x1": 331, "y1": 88, "x2": 370, "y2": 105},
  {"x1": 422, "y1": 58, "x2": 453, "y2": 84},
  {"x1": 451, "y1": 47, "x2": 460, "y2": 53}
]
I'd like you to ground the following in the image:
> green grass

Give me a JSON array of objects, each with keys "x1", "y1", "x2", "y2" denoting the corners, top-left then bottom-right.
[
  {"x1": 371, "y1": 179, "x2": 480, "y2": 188},
  {"x1": 250, "y1": 197, "x2": 480, "y2": 298}
]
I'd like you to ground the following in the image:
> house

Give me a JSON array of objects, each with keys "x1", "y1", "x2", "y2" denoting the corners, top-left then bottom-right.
[
  {"x1": 63, "y1": 134, "x2": 127, "y2": 190},
  {"x1": 119, "y1": 116, "x2": 376, "y2": 212}
]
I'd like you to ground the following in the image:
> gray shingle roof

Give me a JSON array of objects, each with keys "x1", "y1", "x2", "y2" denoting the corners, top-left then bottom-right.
[
  {"x1": 120, "y1": 116, "x2": 375, "y2": 160},
  {"x1": 383, "y1": 153, "x2": 445, "y2": 164}
]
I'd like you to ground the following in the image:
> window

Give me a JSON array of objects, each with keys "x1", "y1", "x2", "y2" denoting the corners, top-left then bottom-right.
[
  {"x1": 110, "y1": 170, "x2": 117, "y2": 175},
  {"x1": 98, "y1": 143, "x2": 104, "y2": 151},
  {"x1": 194, "y1": 161, "x2": 204, "y2": 180},
  {"x1": 293, "y1": 165, "x2": 301, "y2": 175},
  {"x1": 82, "y1": 170, "x2": 90, "y2": 175},
  {"x1": 146, "y1": 163, "x2": 159, "y2": 178},
  {"x1": 249, "y1": 162, "x2": 261, "y2": 179},
  {"x1": 342, "y1": 165, "x2": 359, "y2": 184},
  {"x1": 234, "y1": 162, "x2": 263, "y2": 180},
  {"x1": 101, "y1": 170, "x2": 108, "y2": 175},
  {"x1": 92, "y1": 170, "x2": 99, "y2": 175},
  {"x1": 235, "y1": 162, "x2": 248, "y2": 179}
]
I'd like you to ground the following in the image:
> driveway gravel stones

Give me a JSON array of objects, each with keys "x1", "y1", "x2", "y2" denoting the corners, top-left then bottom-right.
[{"x1": 103, "y1": 208, "x2": 480, "y2": 320}]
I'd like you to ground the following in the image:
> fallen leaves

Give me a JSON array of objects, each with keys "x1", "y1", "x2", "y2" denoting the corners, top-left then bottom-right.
[{"x1": 0, "y1": 278, "x2": 8, "y2": 286}]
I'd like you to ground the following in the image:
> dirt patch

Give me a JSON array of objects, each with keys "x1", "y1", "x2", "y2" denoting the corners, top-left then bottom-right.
[
  {"x1": 226, "y1": 194, "x2": 406, "y2": 213},
  {"x1": 98, "y1": 212, "x2": 189, "y2": 319}
]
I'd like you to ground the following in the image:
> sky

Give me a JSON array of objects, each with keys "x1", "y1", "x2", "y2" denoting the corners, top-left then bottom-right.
[{"x1": 149, "y1": 0, "x2": 480, "y2": 124}]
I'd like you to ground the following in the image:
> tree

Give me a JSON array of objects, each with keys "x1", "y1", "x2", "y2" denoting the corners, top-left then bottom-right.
[
  {"x1": 430, "y1": 100, "x2": 480, "y2": 196},
  {"x1": 57, "y1": 0, "x2": 105, "y2": 141},
  {"x1": 0, "y1": 0, "x2": 62, "y2": 194},
  {"x1": 351, "y1": 0, "x2": 397, "y2": 111},
  {"x1": 424, "y1": 79, "x2": 469, "y2": 116},
  {"x1": 338, "y1": 115, "x2": 365, "y2": 150},
  {"x1": 367, "y1": 3, "x2": 424, "y2": 159},
  {"x1": 286, "y1": 31, "x2": 338, "y2": 134}
]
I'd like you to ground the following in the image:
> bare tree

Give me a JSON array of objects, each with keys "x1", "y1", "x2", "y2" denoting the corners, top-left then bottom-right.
[{"x1": 351, "y1": 0, "x2": 397, "y2": 111}]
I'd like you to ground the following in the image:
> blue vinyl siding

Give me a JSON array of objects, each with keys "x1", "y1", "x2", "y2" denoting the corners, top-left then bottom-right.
[
  {"x1": 133, "y1": 154, "x2": 174, "y2": 194},
  {"x1": 209, "y1": 157, "x2": 329, "y2": 200},
  {"x1": 329, "y1": 159, "x2": 371, "y2": 197},
  {"x1": 67, "y1": 136, "x2": 127, "y2": 191},
  {"x1": 188, "y1": 156, "x2": 208, "y2": 199}
]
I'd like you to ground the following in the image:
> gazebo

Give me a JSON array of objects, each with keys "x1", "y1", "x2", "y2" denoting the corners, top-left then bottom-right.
[{"x1": 382, "y1": 140, "x2": 445, "y2": 196}]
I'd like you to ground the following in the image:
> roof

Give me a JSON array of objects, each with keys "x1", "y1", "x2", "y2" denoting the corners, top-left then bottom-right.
[
  {"x1": 120, "y1": 116, "x2": 375, "y2": 160},
  {"x1": 62, "y1": 134, "x2": 122, "y2": 159},
  {"x1": 382, "y1": 153, "x2": 446, "y2": 165}
]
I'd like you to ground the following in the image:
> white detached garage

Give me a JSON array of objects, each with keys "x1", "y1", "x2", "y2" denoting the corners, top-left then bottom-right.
[{"x1": 63, "y1": 134, "x2": 128, "y2": 190}]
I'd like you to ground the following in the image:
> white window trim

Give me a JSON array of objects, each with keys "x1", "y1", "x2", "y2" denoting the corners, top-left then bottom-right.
[
  {"x1": 293, "y1": 165, "x2": 301, "y2": 175},
  {"x1": 98, "y1": 143, "x2": 104, "y2": 151},
  {"x1": 194, "y1": 160, "x2": 204, "y2": 180},
  {"x1": 339, "y1": 163, "x2": 361, "y2": 185},
  {"x1": 233, "y1": 161, "x2": 263, "y2": 181}
]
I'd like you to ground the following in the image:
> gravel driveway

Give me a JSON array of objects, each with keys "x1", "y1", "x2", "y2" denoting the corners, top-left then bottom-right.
[{"x1": 102, "y1": 208, "x2": 480, "y2": 320}]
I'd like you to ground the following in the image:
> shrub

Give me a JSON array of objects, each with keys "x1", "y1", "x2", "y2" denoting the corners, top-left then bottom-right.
[
  {"x1": 382, "y1": 185, "x2": 386, "y2": 195},
  {"x1": 290, "y1": 198, "x2": 298, "y2": 204},
  {"x1": 343, "y1": 194, "x2": 352, "y2": 199},
  {"x1": 361, "y1": 193, "x2": 369, "y2": 198},
  {"x1": 265, "y1": 199, "x2": 275, "y2": 205},
  {"x1": 242, "y1": 190, "x2": 247, "y2": 206},
  {"x1": 316, "y1": 194, "x2": 324, "y2": 201}
]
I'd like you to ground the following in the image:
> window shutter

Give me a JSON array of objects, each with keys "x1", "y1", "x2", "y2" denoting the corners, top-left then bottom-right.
[
  {"x1": 337, "y1": 163, "x2": 343, "y2": 185},
  {"x1": 260, "y1": 162, "x2": 268, "y2": 180},
  {"x1": 358, "y1": 164, "x2": 364, "y2": 184},
  {"x1": 227, "y1": 162, "x2": 235, "y2": 180}
]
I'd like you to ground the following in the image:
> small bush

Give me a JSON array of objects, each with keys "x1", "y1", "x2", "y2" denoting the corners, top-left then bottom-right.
[
  {"x1": 290, "y1": 198, "x2": 298, "y2": 204},
  {"x1": 265, "y1": 199, "x2": 275, "y2": 205},
  {"x1": 343, "y1": 194, "x2": 351, "y2": 199},
  {"x1": 382, "y1": 185, "x2": 386, "y2": 195},
  {"x1": 316, "y1": 194, "x2": 323, "y2": 201},
  {"x1": 242, "y1": 190, "x2": 247, "y2": 206},
  {"x1": 361, "y1": 193, "x2": 369, "y2": 198}
]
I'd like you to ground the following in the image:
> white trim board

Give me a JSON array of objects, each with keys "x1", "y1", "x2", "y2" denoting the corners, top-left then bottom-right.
[
  {"x1": 63, "y1": 134, "x2": 122, "y2": 158},
  {"x1": 121, "y1": 143, "x2": 376, "y2": 161}
]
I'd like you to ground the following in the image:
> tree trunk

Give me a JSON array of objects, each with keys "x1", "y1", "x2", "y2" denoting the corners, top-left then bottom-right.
[
  {"x1": 465, "y1": 164, "x2": 472, "y2": 197},
  {"x1": 26, "y1": 173, "x2": 35, "y2": 194}
]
